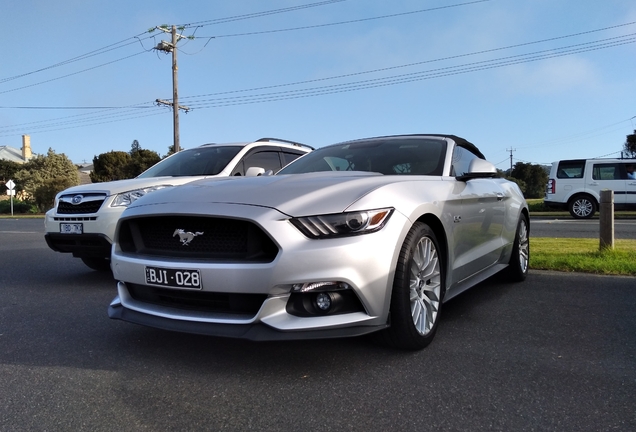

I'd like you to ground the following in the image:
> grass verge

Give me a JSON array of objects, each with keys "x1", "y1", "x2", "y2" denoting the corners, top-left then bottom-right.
[{"x1": 530, "y1": 238, "x2": 636, "y2": 276}]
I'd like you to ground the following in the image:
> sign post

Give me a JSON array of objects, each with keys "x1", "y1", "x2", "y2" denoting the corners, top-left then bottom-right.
[{"x1": 5, "y1": 179, "x2": 15, "y2": 216}]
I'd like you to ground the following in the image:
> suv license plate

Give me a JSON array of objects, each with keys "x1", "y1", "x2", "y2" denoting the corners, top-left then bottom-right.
[
  {"x1": 145, "y1": 266, "x2": 201, "y2": 289},
  {"x1": 60, "y1": 223, "x2": 83, "y2": 234}
]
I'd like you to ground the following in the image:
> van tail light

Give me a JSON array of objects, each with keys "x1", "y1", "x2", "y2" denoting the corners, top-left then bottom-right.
[{"x1": 547, "y1": 179, "x2": 555, "y2": 194}]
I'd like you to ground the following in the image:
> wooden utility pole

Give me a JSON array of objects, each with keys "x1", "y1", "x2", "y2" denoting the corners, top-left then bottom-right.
[
  {"x1": 154, "y1": 25, "x2": 189, "y2": 153},
  {"x1": 171, "y1": 25, "x2": 180, "y2": 153},
  {"x1": 507, "y1": 147, "x2": 516, "y2": 173}
]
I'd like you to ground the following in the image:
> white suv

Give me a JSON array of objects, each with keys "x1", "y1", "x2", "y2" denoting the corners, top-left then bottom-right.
[
  {"x1": 544, "y1": 158, "x2": 636, "y2": 218},
  {"x1": 44, "y1": 138, "x2": 313, "y2": 270}
]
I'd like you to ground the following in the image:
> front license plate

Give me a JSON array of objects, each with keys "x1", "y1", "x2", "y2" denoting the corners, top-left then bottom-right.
[
  {"x1": 60, "y1": 223, "x2": 83, "y2": 234},
  {"x1": 145, "y1": 266, "x2": 201, "y2": 289}
]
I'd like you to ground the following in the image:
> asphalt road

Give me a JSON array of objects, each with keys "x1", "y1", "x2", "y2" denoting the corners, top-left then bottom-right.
[
  {"x1": 530, "y1": 217, "x2": 636, "y2": 239},
  {"x1": 1, "y1": 218, "x2": 635, "y2": 431}
]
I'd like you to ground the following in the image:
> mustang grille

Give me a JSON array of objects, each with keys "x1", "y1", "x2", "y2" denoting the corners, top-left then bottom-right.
[
  {"x1": 127, "y1": 283, "x2": 267, "y2": 316},
  {"x1": 118, "y1": 215, "x2": 279, "y2": 262}
]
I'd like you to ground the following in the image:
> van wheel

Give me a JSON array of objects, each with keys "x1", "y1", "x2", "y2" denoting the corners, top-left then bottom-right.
[{"x1": 568, "y1": 195, "x2": 595, "y2": 219}]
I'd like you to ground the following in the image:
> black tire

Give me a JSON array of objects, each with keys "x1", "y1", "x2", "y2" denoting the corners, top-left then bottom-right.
[
  {"x1": 381, "y1": 222, "x2": 444, "y2": 350},
  {"x1": 80, "y1": 257, "x2": 111, "y2": 272},
  {"x1": 568, "y1": 195, "x2": 596, "y2": 219},
  {"x1": 505, "y1": 213, "x2": 529, "y2": 282}
]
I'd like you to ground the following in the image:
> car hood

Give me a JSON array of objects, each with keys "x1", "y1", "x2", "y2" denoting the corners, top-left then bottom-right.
[
  {"x1": 57, "y1": 176, "x2": 207, "y2": 197},
  {"x1": 128, "y1": 172, "x2": 415, "y2": 216}
]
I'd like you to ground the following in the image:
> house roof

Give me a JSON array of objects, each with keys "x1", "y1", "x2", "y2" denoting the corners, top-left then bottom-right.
[{"x1": 0, "y1": 146, "x2": 26, "y2": 163}]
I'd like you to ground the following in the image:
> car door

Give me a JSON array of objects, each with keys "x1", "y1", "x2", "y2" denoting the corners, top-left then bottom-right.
[
  {"x1": 622, "y1": 163, "x2": 636, "y2": 207},
  {"x1": 450, "y1": 178, "x2": 506, "y2": 283},
  {"x1": 589, "y1": 163, "x2": 626, "y2": 205},
  {"x1": 448, "y1": 146, "x2": 506, "y2": 283}
]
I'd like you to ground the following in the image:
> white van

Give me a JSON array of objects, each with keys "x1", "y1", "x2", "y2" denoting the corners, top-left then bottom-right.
[{"x1": 544, "y1": 158, "x2": 636, "y2": 218}]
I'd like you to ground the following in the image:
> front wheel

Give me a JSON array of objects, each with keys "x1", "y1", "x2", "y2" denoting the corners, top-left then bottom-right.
[
  {"x1": 382, "y1": 222, "x2": 444, "y2": 350},
  {"x1": 505, "y1": 213, "x2": 529, "y2": 282}
]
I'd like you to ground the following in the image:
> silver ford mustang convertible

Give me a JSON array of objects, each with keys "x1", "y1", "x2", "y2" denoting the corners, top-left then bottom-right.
[{"x1": 108, "y1": 134, "x2": 529, "y2": 350}]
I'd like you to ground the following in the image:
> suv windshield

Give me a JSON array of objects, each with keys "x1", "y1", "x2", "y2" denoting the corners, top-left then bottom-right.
[
  {"x1": 278, "y1": 138, "x2": 446, "y2": 176},
  {"x1": 137, "y1": 146, "x2": 243, "y2": 178}
]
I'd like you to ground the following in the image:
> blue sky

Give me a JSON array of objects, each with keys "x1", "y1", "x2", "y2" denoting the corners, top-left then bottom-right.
[{"x1": 1, "y1": 0, "x2": 635, "y2": 169}]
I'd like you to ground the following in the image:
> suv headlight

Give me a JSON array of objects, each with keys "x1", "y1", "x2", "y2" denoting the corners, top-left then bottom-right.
[
  {"x1": 111, "y1": 185, "x2": 173, "y2": 207},
  {"x1": 290, "y1": 208, "x2": 394, "y2": 239}
]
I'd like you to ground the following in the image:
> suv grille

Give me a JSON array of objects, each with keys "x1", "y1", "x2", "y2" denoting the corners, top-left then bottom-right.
[
  {"x1": 57, "y1": 193, "x2": 106, "y2": 214},
  {"x1": 118, "y1": 216, "x2": 279, "y2": 262},
  {"x1": 127, "y1": 283, "x2": 267, "y2": 316}
]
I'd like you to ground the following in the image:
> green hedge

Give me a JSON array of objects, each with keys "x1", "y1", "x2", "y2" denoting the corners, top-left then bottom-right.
[{"x1": 0, "y1": 199, "x2": 39, "y2": 214}]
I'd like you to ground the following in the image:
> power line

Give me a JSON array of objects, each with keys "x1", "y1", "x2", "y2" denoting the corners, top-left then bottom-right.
[
  {"x1": 1, "y1": 1, "x2": 489, "y2": 93},
  {"x1": 191, "y1": 0, "x2": 491, "y2": 37},
  {"x1": 2, "y1": 26, "x2": 634, "y2": 135},
  {"x1": 0, "y1": 51, "x2": 147, "y2": 95},
  {"x1": 182, "y1": 0, "x2": 350, "y2": 27},
  {"x1": 0, "y1": 32, "x2": 154, "y2": 84},
  {"x1": 0, "y1": 1, "x2": 348, "y2": 86},
  {"x1": 178, "y1": 34, "x2": 636, "y2": 109},
  {"x1": 0, "y1": 105, "x2": 152, "y2": 110},
  {"x1": 178, "y1": 22, "x2": 636, "y2": 101}
]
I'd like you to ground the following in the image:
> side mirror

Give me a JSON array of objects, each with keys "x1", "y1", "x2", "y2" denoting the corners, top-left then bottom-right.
[
  {"x1": 456, "y1": 159, "x2": 497, "y2": 181},
  {"x1": 245, "y1": 167, "x2": 266, "y2": 177}
]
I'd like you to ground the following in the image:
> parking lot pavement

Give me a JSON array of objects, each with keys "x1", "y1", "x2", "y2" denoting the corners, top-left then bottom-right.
[{"x1": 1, "y1": 219, "x2": 635, "y2": 430}]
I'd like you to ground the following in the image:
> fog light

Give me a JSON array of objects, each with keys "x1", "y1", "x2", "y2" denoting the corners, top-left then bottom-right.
[
  {"x1": 315, "y1": 292, "x2": 332, "y2": 311},
  {"x1": 291, "y1": 281, "x2": 350, "y2": 292}
]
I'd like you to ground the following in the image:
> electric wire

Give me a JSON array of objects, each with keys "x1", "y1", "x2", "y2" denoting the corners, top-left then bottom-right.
[
  {"x1": 0, "y1": 33, "x2": 154, "y2": 84},
  {"x1": 1, "y1": 32, "x2": 633, "y2": 136},
  {"x1": 181, "y1": 0, "x2": 350, "y2": 27},
  {"x1": 191, "y1": 0, "x2": 490, "y2": 37}
]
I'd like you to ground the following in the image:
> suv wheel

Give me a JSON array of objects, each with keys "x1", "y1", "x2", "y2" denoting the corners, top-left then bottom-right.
[{"x1": 568, "y1": 195, "x2": 596, "y2": 219}]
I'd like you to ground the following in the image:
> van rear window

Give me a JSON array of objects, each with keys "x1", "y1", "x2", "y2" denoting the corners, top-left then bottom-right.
[{"x1": 556, "y1": 161, "x2": 584, "y2": 179}]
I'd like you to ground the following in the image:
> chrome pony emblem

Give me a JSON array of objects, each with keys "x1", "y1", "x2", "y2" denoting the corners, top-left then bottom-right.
[
  {"x1": 173, "y1": 229, "x2": 204, "y2": 246},
  {"x1": 72, "y1": 195, "x2": 83, "y2": 204}
]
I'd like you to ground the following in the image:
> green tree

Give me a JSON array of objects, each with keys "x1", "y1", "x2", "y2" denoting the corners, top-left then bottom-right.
[
  {"x1": 90, "y1": 151, "x2": 131, "y2": 182},
  {"x1": 164, "y1": 144, "x2": 184, "y2": 158},
  {"x1": 13, "y1": 148, "x2": 79, "y2": 212},
  {"x1": 510, "y1": 162, "x2": 548, "y2": 198},
  {"x1": 128, "y1": 148, "x2": 161, "y2": 177},
  {"x1": 0, "y1": 159, "x2": 21, "y2": 185},
  {"x1": 130, "y1": 139, "x2": 141, "y2": 154},
  {"x1": 91, "y1": 142, "x2": 161, "y2": 181},
  {"x1": 623, "y1": 130, "x2": 636, "y2": 158}
]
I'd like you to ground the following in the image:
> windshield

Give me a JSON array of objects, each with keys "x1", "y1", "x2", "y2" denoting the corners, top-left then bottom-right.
[
  {"x1": 278, "y1": 137, "x2": 447, "y2": 176},
  {"x1": 137, "y1": 146, "x2": 243, "y2": 178}
]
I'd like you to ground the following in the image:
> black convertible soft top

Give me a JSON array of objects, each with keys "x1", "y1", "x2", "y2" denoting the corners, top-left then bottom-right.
[{"x1": 340, "y1": 134, "x2": 486, "y2": 160}]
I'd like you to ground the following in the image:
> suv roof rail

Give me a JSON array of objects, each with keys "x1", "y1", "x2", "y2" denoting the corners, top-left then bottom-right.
[{"x1": 256, "y1": 137, "x2": 314, "y2": 150}]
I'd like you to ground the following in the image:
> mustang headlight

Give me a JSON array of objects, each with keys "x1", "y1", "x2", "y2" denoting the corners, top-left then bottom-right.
[
  {"x1": 111, "y1": 185, "x2": 173, "y2": 208},
  {"x1": 290, "y1": 208, "x2": 394, "y2": 239}
]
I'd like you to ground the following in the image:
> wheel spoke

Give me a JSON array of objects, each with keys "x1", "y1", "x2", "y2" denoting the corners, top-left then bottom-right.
[{"x1": 408, "y1": 236, "x2": 441, "y2": 336}]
